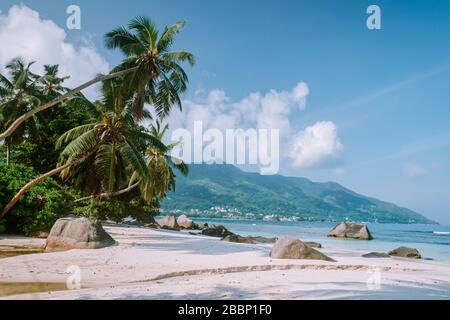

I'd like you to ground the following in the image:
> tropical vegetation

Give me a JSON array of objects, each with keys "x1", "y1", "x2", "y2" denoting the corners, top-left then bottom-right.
[{"x1": 0, "y1": 16, "x2": 194, "y2": 235}]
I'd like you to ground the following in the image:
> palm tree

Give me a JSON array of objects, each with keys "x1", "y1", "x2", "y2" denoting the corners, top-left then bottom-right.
[
  {"x1": 0, "y1": 79, "x2": 164, "y2": 218},
  {"x1": 132, "y1": 121, "x2": 188, "y2": 206},
  {"x1": 73, "y1": 121, "x2": 188, "y2": 206},
  {"x1": 105, "y1": 17, "x2": 195, "y2": 119},
  {"x1": 35, "y1": 65, "x2": 70, "y2": 98},
  {"x1": 56, "y1": 79, "x2": 161, "y2": 197},
  {"x1": 0, "y1": 17, "x2": 194, "y2": 140},
  {"x1": 0, "y1": 58, "x2": 40, "y2": 165}
]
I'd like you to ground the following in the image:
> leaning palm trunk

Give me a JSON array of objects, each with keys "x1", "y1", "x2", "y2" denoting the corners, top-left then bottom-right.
[
  {"x1": 1, "y1": 150, "x2": 97, "y2": 218},
  {"x1": 0, "y1": 162, "x2": 72, "y2": 218},
  {"x1": 0, "y1": 67, "x2": 138, "y2": 141},
  {"x1": 73, "y1": 182, "x2": 140, "y2": 204}
]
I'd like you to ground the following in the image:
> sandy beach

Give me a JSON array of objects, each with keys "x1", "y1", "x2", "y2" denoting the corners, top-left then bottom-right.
[{"x1": 1, "y1": 224, "x2": 450, "y2": 300}]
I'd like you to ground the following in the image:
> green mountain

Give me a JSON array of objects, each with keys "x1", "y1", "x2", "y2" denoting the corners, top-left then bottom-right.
[{"x1": 162, "y1": 164, "x2": 436, "y2": 224}]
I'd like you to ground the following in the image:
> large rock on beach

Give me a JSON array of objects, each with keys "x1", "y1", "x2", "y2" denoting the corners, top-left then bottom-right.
[
  {"x1": 177, "y1": 215, "x2": 194, "y2": 229},
  {"x1": 388, "y1": 246, "x2": 422, "y2": 259},
  {"x1": 202, "y1": 225, "x2": 234, "y2": 238},
  {"x1": 327, "y1": 222, "x2": 373, "y2": 240},
  {"x1": 270, "y1": 236, "x2": 334, "y2": 261},
  {"x1": 158, "y1": 215, "x2": 179, "y2": 229},
  {"x1": 45, "y1": 217, "x2": 115, "y2": 252}
]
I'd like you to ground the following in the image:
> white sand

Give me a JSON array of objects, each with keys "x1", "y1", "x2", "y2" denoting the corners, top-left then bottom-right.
[{"x1": 1, "y1": 225, "x2": 449, "y2": 300}]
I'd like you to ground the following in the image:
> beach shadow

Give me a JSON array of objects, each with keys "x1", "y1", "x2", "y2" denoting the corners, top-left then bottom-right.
[
  {"x1": 289, "y1": 279, "x2": 450, "y2": 300},
  {"x1": 74, "y1": 284, "x2": 260, "y2": 300},
  {"x1": 123, "y1": 235, "x2": 271, "y2": 256}
]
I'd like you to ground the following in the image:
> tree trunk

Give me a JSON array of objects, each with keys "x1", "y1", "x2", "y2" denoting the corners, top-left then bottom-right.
[
  {"x1": 73, "y1": 182, "x2": 140, "y2": 204},
  {"x1": 5, "y1": 142, "x2": 10, "y2": 165},
  {"x1": 0, "y1": 162, "x2": 72, "y2": 219},
  {"x1": 0, "y1": 67, "x2": 138, "y2": 141},
  {"x1": 1, "y1": 151, "x2": 96, "y2": 218}
]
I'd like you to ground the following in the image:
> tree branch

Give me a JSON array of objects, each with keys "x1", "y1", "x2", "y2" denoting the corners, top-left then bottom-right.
[
  {"x1": 73, "y1": 182, "x2": 140, "y2": 204},
  {"x1": 0, "y1": 67, "x2": 138, "y2": 141}
]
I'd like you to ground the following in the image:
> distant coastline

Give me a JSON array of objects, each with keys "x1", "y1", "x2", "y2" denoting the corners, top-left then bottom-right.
[
  {"x1": 162, "y1": 164, "x2": 437, "y2": 225},
  {"x1": 160, "y1": 210, "x2": 439, "y2": 225}
]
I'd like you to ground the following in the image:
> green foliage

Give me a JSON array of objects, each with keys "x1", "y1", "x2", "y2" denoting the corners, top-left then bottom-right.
[
  {"x1": 0, "y1": 16, "x2": 194, "y2": 230},
  {"x1": 105, "y1": 16, "x2": 195, "y2": 119},
  {"x1": 0, "y1": 93, "x2": 96, "y2": 173},
  {"x1": 73, "y1": 195, "x2": 158, "y2": 224},
  {"x1": 0, "y1": 163, "x2": 72, "y2": 235}
]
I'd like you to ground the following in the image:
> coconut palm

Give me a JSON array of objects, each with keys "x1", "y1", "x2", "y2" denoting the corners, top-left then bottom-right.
[
  {"x1": 56, "y1": 79, "x2": 161, "y2": 197},
  {"x1": 0, "y1": 79, "x2": 163, "y2": 218},
  {"x1": 35, "y1": 65, "x2": 70, "y2": 98},
  {"x1": 105, "y1": 16, "x2": 195, "y2": 119},
  {"x1": 73, "y1": 120, "x2": 188, "y2": 206},
  {"x1": 0, "y1": 58, "x2": 40, "y2": 165},
  {"x1": 133, "y1": 121, "x2": 188, "y2": 205},
  {"x1": 0, "y1": 16, "x2": 194, "y2": 140}
]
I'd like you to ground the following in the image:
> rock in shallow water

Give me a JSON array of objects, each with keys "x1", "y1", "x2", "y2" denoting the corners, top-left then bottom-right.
[
  {"x1": 327, "y1": 222, "x2": 373, "y2": 240},
  {"x1": 270, "y1": 236, "x2": 334, "y2": 261},
  {"x1": 222, "y1": 235, "x2": 255, "y2": 244},
  {"x1": 45, "y1": 217, "x2": 115, "y2": 252},
  {"x1": 202, "y1": 225, "x2": 234, "y2": 238},
  {"x1": 388, "y1": 246, "x2": 422, "y2": 259},
  {"x1": 221, "y1": 235, "x2": 277, "y2": 244},
  {"x1": 362, "y1": 252, "x2": 390, "y2": 258}
]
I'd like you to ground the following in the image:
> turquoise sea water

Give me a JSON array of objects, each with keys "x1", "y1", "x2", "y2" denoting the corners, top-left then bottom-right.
[{"x1": 194, "y1": 218, "x2": 450, "y2": 263}]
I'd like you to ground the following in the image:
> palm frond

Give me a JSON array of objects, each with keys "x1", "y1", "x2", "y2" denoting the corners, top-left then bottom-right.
[
  {"x1": 162, "y1": 51, "x2": 196, "y2": 66},
  {"x1": 157, "y1": 21, "x2": 185, "y2": 53},
  {"x1": 56, "y1": 123, "x2": 96, "y2": 149},
  {"x1": 121, "y1": 139, "x2": 149, "y2": 179},
  {"x1": 129, "y1": 16, "x2": 158, "y2": 49},
  {"x1": 95, "y1": 143, "x2": 118, "y2": 192},
  {"x1": 59, "y1": 129, "x2": 98, "y2": 162},
  {"x1": 105, "y1": 26, "x2": 144, "y2": 56}
]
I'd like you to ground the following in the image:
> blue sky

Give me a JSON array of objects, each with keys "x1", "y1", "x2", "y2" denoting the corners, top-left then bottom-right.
[{"x1": 1, "y1": 0, "x2": 450, "y2": 223}]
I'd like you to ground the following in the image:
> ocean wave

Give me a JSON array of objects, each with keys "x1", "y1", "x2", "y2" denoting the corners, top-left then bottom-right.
[{"x1": 433, "y1": 231, "x2": 450, "y2": 235}]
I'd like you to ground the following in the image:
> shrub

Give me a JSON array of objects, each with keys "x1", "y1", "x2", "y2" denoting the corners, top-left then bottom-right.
[
  {"x1": 0, "y1": 163, "x2": 72, "y2": 235},
  {"x1": 73, "y1": 194, "x2": 158, "y2": 224}
]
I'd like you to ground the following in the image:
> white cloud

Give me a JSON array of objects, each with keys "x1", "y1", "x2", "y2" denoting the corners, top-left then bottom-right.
[
  {"x1": 0, "y1": 5, "x2": 109, "y2": 98},
  {"x1": 169, "y1": 82, "x2": 310, "y2": 138},
  {"x1": 163, "y1": 82, "x2": 343, "y2": 170},
  {"x1": 289, "y1": 121, "x2": 343, "y2": 168},
  {"x1": 291, "y1": 82, "x2": 310, "y2": 110},
  {"x1": 402, "y1": 163, "x2": 426, "y2": 178}
]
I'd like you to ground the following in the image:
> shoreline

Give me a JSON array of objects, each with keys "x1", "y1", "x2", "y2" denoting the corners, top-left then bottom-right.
[{"x1": 1, "y1": 224, "x2": 450, "y2": 300}]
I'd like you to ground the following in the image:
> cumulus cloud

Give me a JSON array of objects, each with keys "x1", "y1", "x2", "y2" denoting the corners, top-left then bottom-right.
[
  {"x1": 169, "y1": 82, "x2": 310, "y2": 137},
  {"x1": 0, "y1": 5, "x2": 109, "y2": 98},
  {"x1": 289, "y1": 121, "x2": 343, "y2": 168},
  {"x1": 164, "y1": 82, "x2": 343, "y2": 170},
  {"x1": 291, "y1": 82, "x2": 310, "y2": 110}
]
